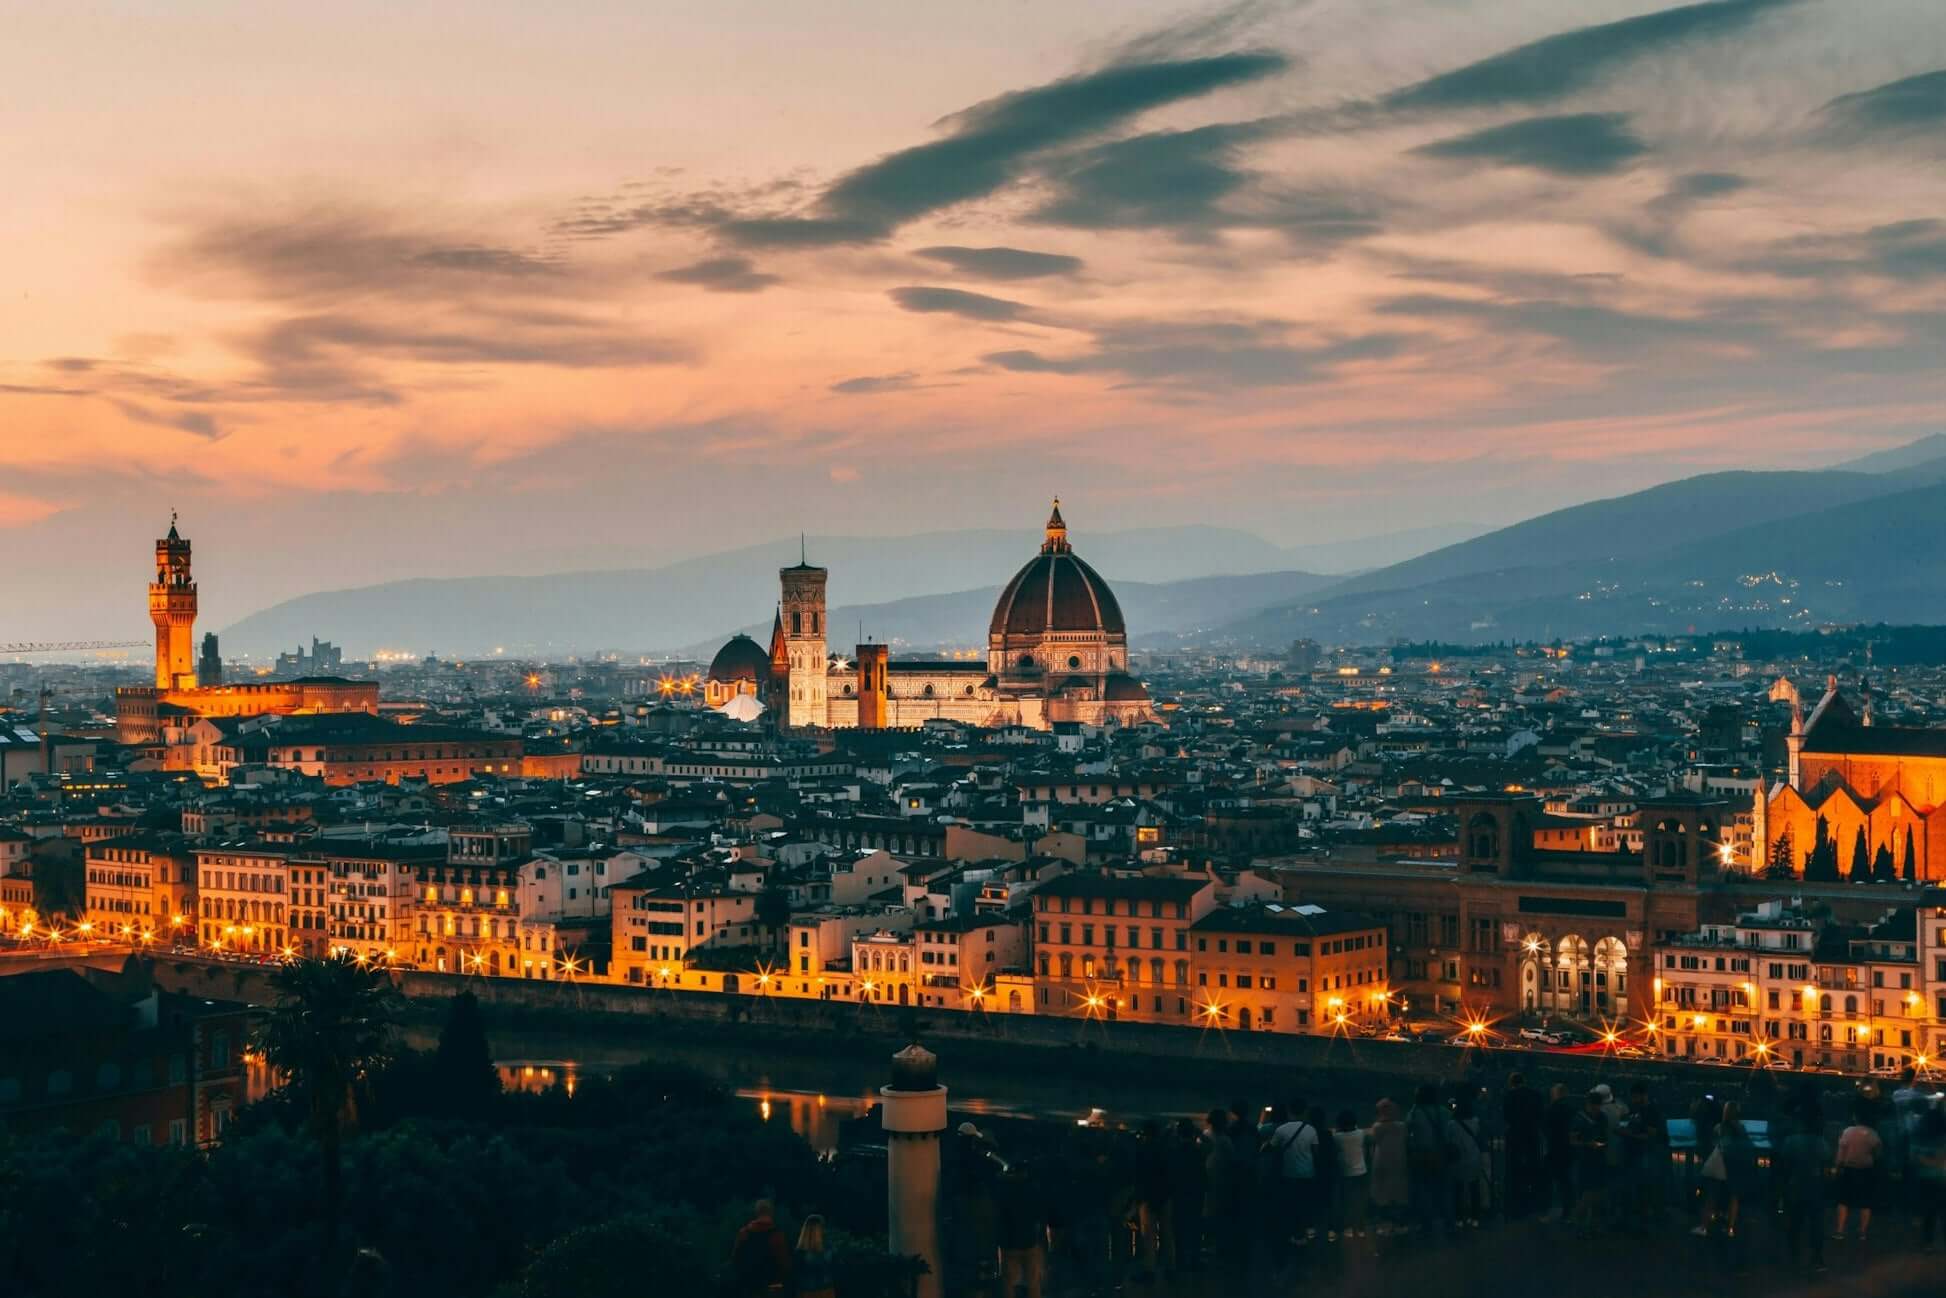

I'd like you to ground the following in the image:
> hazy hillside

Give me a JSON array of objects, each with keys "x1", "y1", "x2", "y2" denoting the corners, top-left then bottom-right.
[
  {"x1": 1316, "y1": 468, "x2": 1926, "y2": 601},
  {"x1": 1220, "y1": 477, "x2": 1946, "y2": 646},
  {"x1": 697, "y1": 569, "x2": 1339, "y2": 656},
  {"x1": 1831, "y1": 433, "x2": 1946, "y2": 474},
  {"x1": 220, "y1": 525, "x2": 1338, "y2": 656}
]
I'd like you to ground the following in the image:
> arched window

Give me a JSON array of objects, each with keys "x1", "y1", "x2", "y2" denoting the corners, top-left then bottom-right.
[
  {"x1": 792, "y1": 611, "x2": 802, "y2": 634},
  {"x1": 1059, "y1": 952, "x2": 1073, "y2": 978},
  {"x1": 1844, "y1": 995, "x2": 1857, "y2": 1014},
  {"x1": 1467, "y1": 812, "x2": 1499, "y2": 861}
]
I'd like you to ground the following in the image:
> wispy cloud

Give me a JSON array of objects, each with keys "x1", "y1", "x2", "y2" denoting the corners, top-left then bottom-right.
[
  {"x1": 1413, "y1": 112, "x2": 1648, "y2": 175},
  {"x1": 655, "y1": 256, "x2": 781, "y2": 293},
  {"x1": 913, "y1": 245, "x2": 1083, "y2": 280},
  {"x1": 1382, "y1": 0, "x2": 1800, "y2": 112},
  {"x1": 889, "y1": 286, "x2": 1035, "y2": 322},
  {"x1": 986, "y1": 318, "x2": 1404, "y2": 388},
  {"x1": 1820, "y1": 68, "x2": 1946, "y2": 141}
]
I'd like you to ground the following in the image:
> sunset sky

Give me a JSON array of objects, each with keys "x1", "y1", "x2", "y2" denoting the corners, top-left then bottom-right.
[{"x1": 6, "y1": 1, "x2": 1946, "y2": 634}]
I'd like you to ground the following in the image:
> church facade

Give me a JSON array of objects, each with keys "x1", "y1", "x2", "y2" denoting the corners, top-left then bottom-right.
[
  {"x1": 706, "y1": 502, "x2": 1156, "y2": 731},
  {"x1": 1756, "y1": 678, "x2": 1946, "y2": 882}
]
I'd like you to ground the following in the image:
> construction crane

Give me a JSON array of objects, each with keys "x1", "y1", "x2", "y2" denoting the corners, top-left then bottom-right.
[{"x1": 2, "y1": 641, "x2": 148, "y2": 654}]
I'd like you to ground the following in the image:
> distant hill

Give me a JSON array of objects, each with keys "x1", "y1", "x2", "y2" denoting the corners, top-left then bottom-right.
[
  {"x1": 1830, "y1": 433, "x2": 1946, "y2": 474},
  {"x1": 220, "y1": 524, "x2": 1350, "y2": 656},
  {"x1": 1316, "y1": 469, "x2": 1921, "y2": 603},
  {"x1": 1218, "y1": 466, "x2": 1946, "y2": 646},
  {"x1": 695, "y1": 570, "x2": 1339, "y2": 657},
  {"x1": 1278, "y1": 520, "x2": 1490, "y2": 575}
]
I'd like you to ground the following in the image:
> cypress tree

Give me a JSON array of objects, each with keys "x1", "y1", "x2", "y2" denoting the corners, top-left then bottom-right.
[
  {"x1": 1849, "y1": 826, "x2": 1870, "y2": 882},
  {"x1": 1872, "y1": 843, "x2": 1895, "y2": 882},
  {"x1": 1904, "y1": 832, "x2": 1918, "y2": 882}
]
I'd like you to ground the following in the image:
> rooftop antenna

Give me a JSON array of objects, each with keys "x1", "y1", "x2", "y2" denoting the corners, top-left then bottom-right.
[{"x1": 800, "y1": 532, "x2": 806, "y2": 565}]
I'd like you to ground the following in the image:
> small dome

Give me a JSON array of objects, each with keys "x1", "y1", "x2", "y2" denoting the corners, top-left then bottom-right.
[{"x1": 708, "y1": 634, "x2": 771, "y2": 684}]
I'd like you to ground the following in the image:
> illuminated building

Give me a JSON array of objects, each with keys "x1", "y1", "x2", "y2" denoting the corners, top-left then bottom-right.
[
  {"x1": 117, "y1": 518, "x2": 379, "y2": 746},
  {"x1": 1261, "y1": 792, "x2": 1732, "y2": 1018},
  {"x1": 407, "y1": 824, "x2": 530, "y2": 976},
  {"x1": 311, "y1": 841, "x2": 446, "y2": 963},
  {"x1": 1190, "y1": 905, "x2": 1388, "y2": 1033},
  {"x1": 702, "y1": 634, "x2": 769, "y2": 709},
  {"x1": 712, "y1": 501, "x2": 1156, "y2": 732},
  {"x1": 1031, "y1": 872, "x2": 1216, "y2": 1022},
  {"x1": 82, "y1": 831, "x2": 195, "y2": 943},
  {"x1": 1758, "y1": 677, "x2": 1946, "y2": 882},
  {"x1": 196, "y1": 843, "x2": 290, "y2": 954},
  {"x1": 610, "y1": 872, "x2": 764, "y2": 986},
  {"x1": 912, "y1": 912, "x2": 1028, "y2": 1011},
  {"x1": 1652, "y1": 901, "x2": 1931, "y2": 1072}
]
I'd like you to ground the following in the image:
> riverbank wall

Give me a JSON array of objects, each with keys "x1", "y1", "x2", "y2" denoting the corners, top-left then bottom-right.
[{"x1": 135, "y1": 955, "x2": 1802, "y2": 1114}]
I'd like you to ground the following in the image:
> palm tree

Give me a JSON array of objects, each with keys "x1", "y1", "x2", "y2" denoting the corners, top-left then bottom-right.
[{"x1": 255, "y1": 952, "x2": 402, "y2": 1264}]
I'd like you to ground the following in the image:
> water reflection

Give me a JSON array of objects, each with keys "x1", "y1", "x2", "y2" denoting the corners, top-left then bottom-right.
[
  {"x1": 744, "y1": 1088, "x2": 876, "y2": 1155},
  {"x1": 499, "y1": 1059, "x2": 578, "y2": 1097}
]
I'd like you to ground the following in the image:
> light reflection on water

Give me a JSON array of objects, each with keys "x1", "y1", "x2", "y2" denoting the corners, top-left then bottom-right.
[
  {"x1": 744, "y1": 1089, "x2": 871, "y2": 1155},
  {"x1": 498, "y1": 1060, "x2": 578, "y2": 1097}
]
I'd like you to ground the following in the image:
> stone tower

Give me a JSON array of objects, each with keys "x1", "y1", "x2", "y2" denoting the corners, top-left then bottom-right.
[
  {"x1": 856, "y1": 642, "x2": 889, "y2": 730},
  {"x1": 780, "y1": 541, "x2": 828, "y2": 729},
  {"x1": 149, "y1": 514, "x2": 198, "y2": 690},
  {"x1": 880, "y1": 1043, "x2": 946, "y2": 1298}
]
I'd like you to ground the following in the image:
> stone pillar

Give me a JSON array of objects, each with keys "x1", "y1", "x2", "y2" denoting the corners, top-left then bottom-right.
[{"x1": 881, "y1": 1043, "x2": 946, "y2": 1298}]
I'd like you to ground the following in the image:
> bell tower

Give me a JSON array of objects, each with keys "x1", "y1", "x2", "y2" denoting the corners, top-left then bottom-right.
[
  {"x1": 779, "y1": 537, "x2": 828, "y2": 729},
  {"x1": 149, "y1": 512, "x2": 198, "y2": 691}
]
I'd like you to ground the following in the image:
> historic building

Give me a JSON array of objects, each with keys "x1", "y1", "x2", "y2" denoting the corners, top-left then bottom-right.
[
  {"x1": 1757, "y1": 678, "x2": 1946, "y2": 882},
  {"x1": 711, "y1": 501, "x2": 1155, "y2": 731},
  {"x1": 1265, "y1": 792, "x2": 1736, "y2": 1020},
  {"x1": 116, "y1": 519, "x2": 379, "y2": 745}
]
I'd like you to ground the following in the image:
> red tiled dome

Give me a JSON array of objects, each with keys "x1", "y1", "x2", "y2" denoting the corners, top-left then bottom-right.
[{"x1": 989, "y1": 550, "x2": 1126, "y2": 638}]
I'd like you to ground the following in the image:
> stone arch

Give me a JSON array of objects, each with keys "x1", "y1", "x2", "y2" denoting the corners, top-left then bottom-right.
[
  {"x1": 1592, "y1": 936, "x2": 1628, "y2": 1015},
  {"x1": 1518, "y1": 932, "x2": 1552, "y2": 1011},
  {"x1": 1554, "y1": 934, "x2": 1590, "y2": 1013}
]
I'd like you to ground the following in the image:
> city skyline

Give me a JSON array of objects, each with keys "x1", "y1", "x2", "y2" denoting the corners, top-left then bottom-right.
[{"x1": 6, "y1": 1, "x2": 1946, "y2": 634}]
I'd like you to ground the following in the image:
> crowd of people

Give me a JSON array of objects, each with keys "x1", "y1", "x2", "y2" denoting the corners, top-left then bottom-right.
[{"x1": 921, "y1": 1065, "x2": 1946, "y2": 1297}]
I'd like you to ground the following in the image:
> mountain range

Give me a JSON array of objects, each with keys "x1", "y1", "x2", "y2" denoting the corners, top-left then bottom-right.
[
  {"x1": 220, "y1": 525, "x2": 1390, "y2": 657},
  {"x1": 219, "y1": 437, "x2": 1946, "y2": 657},
  {"x1": 1216, "y1": 452, "x2": 1946, "y2": 646}
]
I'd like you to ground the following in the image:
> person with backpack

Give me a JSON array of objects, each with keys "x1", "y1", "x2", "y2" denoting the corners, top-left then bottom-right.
[
  {"x1": 1449, "y1": 1089, "x2": 1487, "y2": 1228},
  {"x1": 730, "y1": 1199, "x2": 793, "y2": 1298},
  {"x1": 1266, "y1": 1100, "x2": 1321, "y2": 1250},
  {"x1": 1333, "y1": 1109, "x2": 1372, "y2": 1240},
  {"x1": 1405, "y1": 1084, "x2": 1454, "y2": 1239}
]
